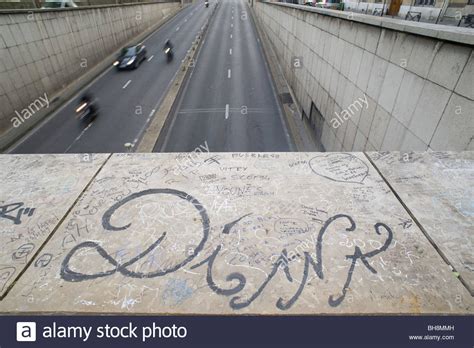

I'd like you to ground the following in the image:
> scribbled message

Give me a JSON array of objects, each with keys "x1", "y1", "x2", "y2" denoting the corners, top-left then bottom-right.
[
  {"x1": 1, "y1": 152, "x2": 470, "y2": 315},
  {"x1": 0, "y1": 203, "x2": 35, "y2": 225},
  {"x1": 309, "y1": 154, "x2": 369, "y2": 184},
  {"x1": 0, "y1": 154, "x2": 109, "y2": 298},
  {"x1": 60, "y1": 188, "x2": 393, "y2": 310}
]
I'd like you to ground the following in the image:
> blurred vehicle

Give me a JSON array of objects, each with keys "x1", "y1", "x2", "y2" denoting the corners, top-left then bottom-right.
[
  {"x1": 163, "y1": 39, "x2": 174, "y2": 62},
  {"x1": 75, "y1": 93, "x2": 99, "y2": 123},
  {"x1": 41, "y1": 0, "x2": 78, "y2": 8},
  {"x1": 304, "y1": 0, "x2": 315, "y2": 6},
  {"x1": 113, "y1": 44, "x2": 147, "y2": 70}
]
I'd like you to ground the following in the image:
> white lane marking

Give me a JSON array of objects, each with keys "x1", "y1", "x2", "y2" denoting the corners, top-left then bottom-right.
[
  {"x1": 178, "y1": 108, "x2": 226, "y2": 114},
  {"x1": 231, "y1": 23, "x2": 233, "y2": 28},
  {"x1": 229, "y1": 48, "x2": 232, "y2": 55},
  {"x1": 232, "y1": 16, "x2": 234, "y2": 20},
  {"x1": 176, "y1": 26, "x2": 180, "y2": 31},
  {"x1": 147, "y1": 55, "x2": 154, "y2": 62},
  {"x1": 185, "y1": 18, "x2": 188, "y2": 22},
  {"x1": 230, "y1": 34, "x2": 232, "y2": 39},
  {"x1": 178, "y1": 107, "x2": 272, "y2": 115},
  {"x1": 228, "y1": 69, "x2": 231, "y2": 79},
  {"x1": 123, "y1": 80, "x2": 131, "y2": 89},
  {"x1": 65, "y1": 122, "x2": 93, "y2": 153},
  {"x1": 225, "y1": 104, "x2": 229, "y2": 119},
  {"x1": 149, "y1": 109, "x2": 156, "y2": 117}
]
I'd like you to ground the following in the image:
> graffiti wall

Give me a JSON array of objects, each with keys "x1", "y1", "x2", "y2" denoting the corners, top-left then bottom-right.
[
  {"x1": 0, "y1": 154, "x2": 109, "y2": 298},
  {"x1": 370, "y1": 151, "x2": 474, "y2": 295},
  {"x1": 0, "y1": 153, "x2": 471, "y2": 314}
]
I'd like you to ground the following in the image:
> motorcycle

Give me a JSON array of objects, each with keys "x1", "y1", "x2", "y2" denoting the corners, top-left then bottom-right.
[
  {"x1": 205, "y1": 1, "x2": 209, "y2": 7},
  {"x1": 75, "y1": 98, "x2": 99, "y2": 123},
  {"x1": 164, "y1": 46, "x2": 173, "y2": 62}
]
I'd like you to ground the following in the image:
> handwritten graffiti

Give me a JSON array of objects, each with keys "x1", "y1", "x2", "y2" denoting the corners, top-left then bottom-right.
[
  {"x1": 0, "y1": 202, "x2": 35, "y2": 225},
  {"x1": 0, "y1": 266, "x2": 16, "y2": 292},
  {"x1": 61, "y1": 189, "x2": 209, "y2": 281},
  {"x1": 12, "y1": 243, "x2": 35, "y2": 263},
  {"x1": 309, "y1": 154, "x2": 369, "y2": 184},
  {"x1": 192, "y1": 214, "x2": 392, "y2": 309},
  {"x1": 34, "y1": 253, "x2": 53, "y2": 268},
  {"x1": 60, "y1": 189, "x2": 393, "y2": 310}
]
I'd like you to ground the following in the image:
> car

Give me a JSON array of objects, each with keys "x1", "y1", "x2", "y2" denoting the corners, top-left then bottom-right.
[
  {"x1": 113, "y1": 44, "x2": 147, "y2": 70},
  {"x1": 41, "y1": 0, "x2": 78, "y2": 8}
]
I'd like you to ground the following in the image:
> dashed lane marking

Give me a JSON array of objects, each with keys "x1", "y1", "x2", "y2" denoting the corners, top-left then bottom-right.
[
  {"x1": 123, "y1": 80, "x2": 132, "y2": 89},
  {"x1": 64, "y1": 122, "x2": 93, "y2": 153}
]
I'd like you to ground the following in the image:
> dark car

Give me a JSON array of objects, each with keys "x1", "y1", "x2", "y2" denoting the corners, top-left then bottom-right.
[{"x1": 114, "y1": 43, "x2": 147, "y2": 70}]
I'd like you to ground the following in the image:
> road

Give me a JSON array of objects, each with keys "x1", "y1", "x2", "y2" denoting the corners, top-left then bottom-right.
[
  {"x1": 158, "y1": 0, "x2": 292, "y2": 152},
  {"x1": 11, "y1": 2, "x2": 212, "y2": 154}
]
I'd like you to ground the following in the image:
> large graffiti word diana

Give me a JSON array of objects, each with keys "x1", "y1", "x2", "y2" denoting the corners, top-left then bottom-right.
[{"x1": 60, "y1": 189, "x2": 393, "y2": 310}]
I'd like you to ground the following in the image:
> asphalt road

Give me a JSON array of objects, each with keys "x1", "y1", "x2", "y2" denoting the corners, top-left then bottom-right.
[
  {"x1": 11, "y1": 1, "x2": 212, "y2": 154},
  {"x1": 158, "y1": 0, "x2": 293, "y2": 152}
]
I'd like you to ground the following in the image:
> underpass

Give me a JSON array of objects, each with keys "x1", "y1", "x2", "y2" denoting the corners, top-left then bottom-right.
[
  {"x1": 158, "y1": 0, "x2": 293, "y2": 152},
  {"x1": 9, "y1": 1, "x2": 212, "y2": 153}
]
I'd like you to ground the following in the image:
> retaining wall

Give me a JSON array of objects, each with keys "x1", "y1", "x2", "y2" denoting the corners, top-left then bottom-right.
[{"x1": 255, "y1": 2, "x2": 474, "y2": 151}]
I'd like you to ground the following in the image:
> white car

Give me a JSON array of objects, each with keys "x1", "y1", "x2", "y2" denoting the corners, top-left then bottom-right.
[{"x1": 41, "y1": 0, "x2": 78, "y2": 8}]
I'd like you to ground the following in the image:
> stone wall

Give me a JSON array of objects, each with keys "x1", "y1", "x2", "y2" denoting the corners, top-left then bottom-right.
[
  {"x1": 255, "y1": 2, "x2": 474, "y2": 151},
  {"x1": 0, "y1": 2, "x2": 181, "y2": 147}
]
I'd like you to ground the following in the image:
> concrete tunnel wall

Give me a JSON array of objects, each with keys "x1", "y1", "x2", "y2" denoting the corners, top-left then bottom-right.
[
  {"x1": 254, "y1": 2, "x2": 474, "y2": 152},
  {"x1": 0, "y1": 1, "x2": 181, "y2": 149}
]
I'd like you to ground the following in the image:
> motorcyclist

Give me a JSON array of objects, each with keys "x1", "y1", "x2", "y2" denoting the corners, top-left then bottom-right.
[
  {"x1": 80, "y1": 93, "x2": 91, "y2": 105},
  {"x1": 77, "y1": 92, "x2": 98, "y2": 120},
  {"x1": 163, "y1": 39, "x2": 174, "y2": 62},
  {"x1": 164, "y1": 39, "x2": 173, "y2": 51}
]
